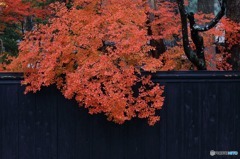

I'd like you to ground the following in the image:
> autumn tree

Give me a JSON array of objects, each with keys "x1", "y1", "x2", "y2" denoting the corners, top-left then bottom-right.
[
  {"x1": 9, "y1": 0, "x2": 164, "y2": 125},
  {"x1": 0, "y1": 0, "x2": 47, "y2": 34},
  {"x1": 0, "y1": 0, "x2": 50, "y2": 64}
]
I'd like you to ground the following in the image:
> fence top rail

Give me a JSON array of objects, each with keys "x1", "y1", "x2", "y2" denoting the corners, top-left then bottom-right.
[
  {"x1": 143, "y1": 71, "x2": 240, "y2": 80},
  {"x1": 0, "y1": 72, "x2": 23, "y2": 80},
  {"x1": 1, "y1": 71, "x2": 240, "y2": 83}
]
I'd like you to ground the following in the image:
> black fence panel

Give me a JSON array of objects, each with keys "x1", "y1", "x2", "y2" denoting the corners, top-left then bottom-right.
[{"x1": 0, "y1": 71, "x2": 240, "y2": 159}]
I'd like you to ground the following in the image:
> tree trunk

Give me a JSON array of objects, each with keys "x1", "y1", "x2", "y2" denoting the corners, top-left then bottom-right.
[
  {"x1": 148, "y1": 0, "x2": 166, "y2": 58},
  {"x1": 198, "y1": 0, "x2": 214, "y2": 13},
  {"x1": 25, "y1": 16, "x2": 34, "y2": 31},
  {"x1": 226, "y1": 1, "x2": 240, "y2": 22},
  {"x1": 226, "y1": 1, "x2": 240, "y2": 70}
]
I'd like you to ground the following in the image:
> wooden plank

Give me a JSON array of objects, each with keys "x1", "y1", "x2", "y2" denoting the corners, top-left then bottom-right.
[
  {"x1": 75, "y1": 108, "x2": 92, "y2": 159},
  {"x1": 50, "y1": 88, "x2": 58, "y2": 159},
  {"x1": 91, "y1": 114, "x2": 112, "y2": 159},
  {"x1": 1, "y1": 84, "x2": 19, "y2": 159},
  {"x1": 235, "y1": 82, "x2": 240, "y2": 156},
  {"x1": 18, "y1": 86, "x2": 36, "y2": 159},
  {"x1": 106, "y1": 122, "x2": 126, "y2": 159},
  {"x1": 143, "y1": 122, "x2": 161, "y2": 159},
  {"x1": 201, "y1": 83, "x2": 218, "y2": 159},
  {"x1": 217, "y1": 82, "x2": 236, "y2": 156},
  {"x1": 159, "y1": 93, "x2": 167, "y2": 159},
  {"x1": 0, "y1": 85, "x2": 3, "y2": 159},
  {"x1": 182, "y1": 83, "x2": 201, "y2": 159},
  {"x1": 165, "y1": 83, "x2": 183, "y2": 159},
  {"x1": 57, "y1": 92, "x2": 77, "y2": 159},
  {"x1": 124, "y1": 120, "x2": 146, "y2": 159},
  {"x1": 35, "y1": 87, "x2": 58, "y2": 159}
]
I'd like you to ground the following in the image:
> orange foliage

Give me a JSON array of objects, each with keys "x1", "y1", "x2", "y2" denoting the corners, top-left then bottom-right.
[
  {"x1": 0, "y1": 0, "x2": 46, "y2": 23},
  {"x1": 9, "y1": 0, "x2": 164, "y2": 125}
]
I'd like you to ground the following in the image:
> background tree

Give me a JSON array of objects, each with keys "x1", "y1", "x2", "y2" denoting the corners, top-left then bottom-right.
[
  {"x1": 147, "y1": 0, "x2": 166, "y2": 58},
  {"x1": 0, "y1": 0, "x2": 68, "y2": 63},
  {"x1": 0, "y1": 0, "x2": 48, "y2": 63},
  {"x1": 198, "y1": 0, "x2": 214, "y2": 13}
]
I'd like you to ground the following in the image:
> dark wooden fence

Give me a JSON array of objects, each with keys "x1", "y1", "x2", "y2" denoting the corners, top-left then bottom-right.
[{"x1": 0, "y1": 72, "x2": 240, "y2": 159}]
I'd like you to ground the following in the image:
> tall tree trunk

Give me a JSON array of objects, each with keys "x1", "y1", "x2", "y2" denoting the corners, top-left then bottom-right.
[
  {"x1": 226, "y1": 1, "x2": 240, "y2": 22},
  {"x1": 198, "y1": 0, "x2": 214, "y2": 13},
  {"x1": 148, "y1": 0, "x2": 166, "y2": 58},
  {"x1": 26, "y1": 16, "x2": 34, "y2": 31},
  {"x1": 226, "y1": 1, "x2": 240, "y2": 70}
]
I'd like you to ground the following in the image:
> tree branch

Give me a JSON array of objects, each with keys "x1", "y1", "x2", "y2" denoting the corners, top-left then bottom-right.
[{"x1": 177, "y1": 0, "x2": 206, "y2": 70}]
